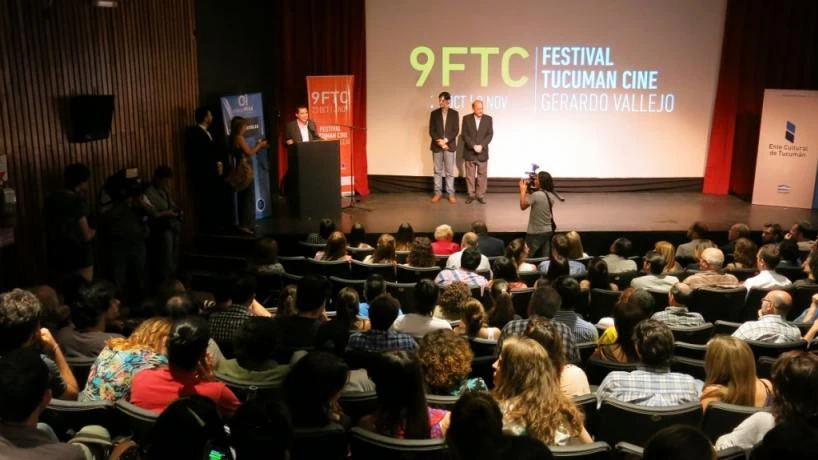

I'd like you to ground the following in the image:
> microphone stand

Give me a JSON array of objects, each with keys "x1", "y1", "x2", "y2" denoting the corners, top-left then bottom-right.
[{"x1": 331, "y1": 123, "x2": 371, "y2": 212}]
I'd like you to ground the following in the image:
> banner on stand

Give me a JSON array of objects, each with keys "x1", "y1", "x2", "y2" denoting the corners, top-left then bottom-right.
[{"x1": 306, "y1": 75, "x2": 355, "y2": 196}]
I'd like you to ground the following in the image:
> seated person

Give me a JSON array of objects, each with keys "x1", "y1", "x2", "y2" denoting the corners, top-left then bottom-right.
[
  {"x1": 305, "y1": 217, "x2": 335, "y2": 245},
  {"x1": 676, "y1": 222, "x2": 709, "y2": 259},
  {"x1": 434, "y1": 247, "x2": 489, "y2": 290},
  {"x1": 0, "y1": 348, "x2": 90, "y2": 459},
  {"x1": 276, "y1": 275, "x2": 330, "y2": 349},
  {"x1": 362, "y1": 234, "x2": 397, "y2": 264},
  {"x1": 631, "y1": 250, "x2": 680, "y2": 293},
  {"x1": 283, "y1": 352, "x2": 350, "y2": 429},
  {"x1": 405, "y1": 236, "x2": 436, "y2": 267},
  {"x1": 348, "y1": 222, "x2": 374, "y2": 250},
  {"x1": 700, "y1": 336, "x2": 772, "y2": 410},
  {"x1": 130, "y1": 316, "x2": 240, "y2": 417},
  {"x1": 446, "y1": 232, "x2": 492, "y2": 274},
  {"x1": 140, "y1": 395, "x2": 230, "y2": 460},
  {"x1": 592, "y1": 288, "x2": 653, "y2": 363},
  {"x1": 472, "y1": 221, "x2": 505, "y2": 258},
  {"x1": 732, "y1": 290, "x2": 801, "y2": 343},
  {"x1": 725, "y1": 237, "x2": 757, "y2": 271},
  {"x1": 580, "y1": 257, "x2": 619, "y2": 291},
  {"x1": 490, "y1": 256, "x2": 527, "y2": 290},
  {"x1": 538, "y1": 233, "x2": 588, "y2": 276},
  {"x1": 787, "y1": 220, "x2": 816, "y2": 251},
  {"x1": 347, "y1": 294, "x2": 418, "y2": 353},
  {"x1": 209, "y1": 273, "x2": 259, "y2": 348},
  {"x1": 651, "y1": 283, "x2": 706, "y2": 328},
  {"x1": 433, "y1": 281, "x2": 470, "y2": 321},
  {"x1": 315, "y1": 287, "x2": 370, "y2": 354},
  {"x1": 553, "y1": 276, "x2": 598, "y2": 343},
  {"x1": 597, "y1": 320, "x2": 701, "y2": 407},
  {"x1": 793, "y1": 247, "x2": 818, "y2": 291},
  {"x1": 525, "y1": 318, "x2": 591, "y2": 397},
  {"x1": 0, "y1": 289, "x2": 78, "y2": 400},
  {"x1": 357, "y1": 274, "x2": 387, "y2": 318},
  {"x1": 248, "y1": 238, "x2": 284, "y2": 274},
  {"x1": 721, "y1": 223, "x2": 750, "y2": 256},
  {"x1": 315, "y1": 231, "x2": 353, "y2": 261},
  {"x1": 744, "y1": 244, "x2": 793, "y2": 291},
  {"x1": 360, "y1": 351, "x2": 450, "y2": 439},
  {"x1": 643, "y1": 425, "x2": 716, "y2": 460},
  {"x1": 418, "y1": 329, "x2": 487, "y2": 396},
  {"x1": 505, "y1": 238, "x2": 538, "y2": 273},
  {"x1": 230, "y1": 399, "x2": 293, "y2": 460},
  {"x1": 601, "y1": 238, "x2": 638, "y2": 274},
  {"x1": 392, "y1": 279, "x2": 451, "y2": 339},
  {"x1": 683, "y1": 248, "x2": 740, "y2": 289},
  {"x1": 56, "y1": 281, "x2": 123, "y2": 358},
  {"x1": 431, "y1": 224, "x2": 460, "y2": 255},
  {"x1": 454, "y1": 299, "x2": 501, "y2": 340},
  {"x1": 216, "y1": 317, "x2": 299, "y2": 385},
  {"x1": 777, "y1": 239, "x2": 802, "y2": 270}
]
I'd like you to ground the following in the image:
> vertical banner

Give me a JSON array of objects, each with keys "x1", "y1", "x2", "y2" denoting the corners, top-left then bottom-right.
[
  {"x1": 752, "y1": 89, "x2": 818, "y2": 209},
  {"x1": 306, "y1": 76, "x2": 355, "y2": 196},
  {"x1": 220, "y1": 93, "x2": 272, "y2": 220}
]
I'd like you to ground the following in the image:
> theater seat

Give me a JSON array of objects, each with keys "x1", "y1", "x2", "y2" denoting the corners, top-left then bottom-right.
[
  {"x1": 745, "y1": 339, "x2": 807, "y2": 360},
  {"x1": 597, "y1": 398, "x2": 702, "y2": 447},
  {"x1": 585, "y1": 357, "x2": 637, "y2": 386},
  {"x1": 385, "y1": 281, "x2": 417, "y2": 313},
  {"x1": 425, "y1": 394, "x2": 460, "y2": 410},
  {"x1": 550, "y1": 441, "x2": 611, "y2": 459},
  {"x1": 65, "y1": 356, "x2": 96, "y2": 389},
  {"x1": 701, "y1": 402, "x2": 766, "y2": 442},
  {"x1": 673, "y1": 341, "x2": 707, "y2": 360},
  {"x1": 510, "y1": 288, "x2": 535, "y2": 318},
  {"x1": 615, "y1": 442, "x2": 747, "y2": 459},
  {"x1": 396, "y1": 265, "x2": 441, "y2": 283},
  {"x1": 339, "y1": 390, "x2": 378, "y2": 425},
  {"x1": 670, "y1": 356, "x2": 706, "y2": 381},
  {"x1": 213, "y1": 372, "x2": 281, "y2": 402},
  {"x1": 588, "y1": 289, "x2": 620, "y2": 324},
  {"x1": 689, "y1": 287, "x2": 746, "y2": 323},
  {"x1": 669, "y1": 323, "x2": 714, "y2": 344},
  {"x1": 573, "y1": 393, "x2": 599, "y2": 438},
  {"x1": 469, "y1": 337, "x2": 498, "y2": 357},
  {"x1": 348, "y1": 426, "x2": 447, "y2": 460},
  {"x1": 713, "y1": 320, "x2": 742, "y2": 336},
  {"x1": 278, "y1": 256, "x2": 307, "y2": 276},
  {"x1": 306, "y1": 258, "x2": 352, "y2": 278},
  {"x1": 115, "y1": 400, "x2": 159, "y2": 442},
  {"x1": 351, "y1": 259, "x2": 396, "y2": 281},
  {"x1": 291, "y1": 423, "x2": 348, "y2": 460},
  {"x1": 756, "y1": 356, "x2": 776, "y2": 380},
  {"x1": 41, "y1": 399, "x2": 114, "y2": 442}
]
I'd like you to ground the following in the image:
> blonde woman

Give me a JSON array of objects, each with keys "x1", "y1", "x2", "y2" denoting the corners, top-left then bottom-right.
[
  {"x1": 80, "y1": 317, "x2": 172, "y2": 401},
  {"x1": 566, "y1": 231, "x2": 589, "y2": 259},
  {"x1": 492, "y1": 337, "x2": 592, "y2": 446},
  {"x1": 700, "y1": 336, "x2": 773, "y2": 410},
  {"x1": 454, "y1": 299, "x2": 501, "y2": 340},
  {"x1": 363, "y1": 234, "x2": 397, "y2": 264},
  {"x1": 432, "y1": 224, "x2": 460, "y2": 255},
  {"x1": 655, "y1": 241, "x2": 683, "y2": 273}
]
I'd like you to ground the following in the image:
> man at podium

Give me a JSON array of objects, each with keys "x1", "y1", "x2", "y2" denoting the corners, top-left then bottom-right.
[{"x1": 284, "y1": 105, "x2": 322, "y2": 146}]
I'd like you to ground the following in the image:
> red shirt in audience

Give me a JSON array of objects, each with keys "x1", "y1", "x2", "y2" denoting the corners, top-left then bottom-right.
[
  {"x1": 431, "y1": 240, "x2": 460, "y2": 256},
  {"x1": 130, "y1": 366, "x2": 240, "y2": 417}
]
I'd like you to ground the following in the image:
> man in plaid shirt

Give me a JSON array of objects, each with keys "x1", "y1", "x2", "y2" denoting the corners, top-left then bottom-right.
[
  {"x1": 733, "y1": 290, "x2": 801, "y2": 344},
  {"x1": 498, "y1": 286, "x2": 579, "y2": 363},
  {"x1": 434, "y1": 247, "x2": 488, "y2": 291},
  {"x1": 597, "y1": 320, "x2": 701, "y2": 407},
  {"x1": 651, "y1": 283, "x2": 705, "y2": 328},
  {"x1": 346, "y1": 294, "x2": 418, "y2": 352},
  {"x1": 209, "y1": 274, "x2": 256, "y2": 345}
]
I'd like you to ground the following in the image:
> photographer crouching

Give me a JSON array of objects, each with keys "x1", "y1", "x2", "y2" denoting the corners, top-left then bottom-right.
[{"x1": 519, "y1": 167, "x2": 559, "y2": 258}]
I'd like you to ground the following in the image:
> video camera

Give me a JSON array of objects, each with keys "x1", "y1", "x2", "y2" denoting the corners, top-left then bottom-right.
[{"x1": 525, "y1": 163, "x2": 540, "y2": 192}]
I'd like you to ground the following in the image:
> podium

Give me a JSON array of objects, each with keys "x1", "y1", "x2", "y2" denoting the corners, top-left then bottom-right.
[{"x1": 286, "y1": 140, "x2": 341, "y2": 220}]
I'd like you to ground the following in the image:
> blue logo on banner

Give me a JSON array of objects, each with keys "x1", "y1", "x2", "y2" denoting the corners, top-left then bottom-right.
[
  {"x1": 777, "y1": 184, "x2": 791, "y2": 194},
  {"x1": 786, "y1": 121, "x2": 795, "y2": 143}
]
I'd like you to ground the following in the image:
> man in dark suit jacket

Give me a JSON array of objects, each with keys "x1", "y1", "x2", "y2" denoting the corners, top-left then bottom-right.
[
  {"x1": 472, "y1": 220, "x2": 505, "y2": 257},
  {"x1": 429, "y1": 92, "x2": 460, "y2": 204},
  {"x1": 284, "y1": 105, "x2": 322, "y2": 147},
  {"x1": 185, "y1": 107, "x2": 226, "y2": 230},
  {"x1": 461, "y1": 100, "x2": 493, "y2": 204}
]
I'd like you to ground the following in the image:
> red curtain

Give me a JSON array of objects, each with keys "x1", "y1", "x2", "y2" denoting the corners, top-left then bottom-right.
[
  {"x1": 277, "y1": 0, "x2": 369, "y2": 195},
  {"x1": 703, "y1": 0, "x2": 818, "y2": 197}
]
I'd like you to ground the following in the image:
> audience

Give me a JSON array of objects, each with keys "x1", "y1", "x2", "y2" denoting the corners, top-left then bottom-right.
[
  {"x1": 700, "y1": 336, "x2": 772, "y2": 410},
  {"x1": 362, "y1": 233, "x2": 396, "y2": 264},
  {"x1": 455, "y1": 299, "x2": 501, "y2": 340},
  {"x1": 655, "y1": 241, "x2": 683, "y2": 273},
  {"x1": 141, "y1": 395, "x2": 230, "y2": 459},
  {"x1": 418, "y1": 329, "x2": 487, "y2": 395},
  {"x1": 347, "y1": 294, "x2": 418, "y2": 352},
  {"x1": 435, "y1": 247, "x2": 489, "y2": 290},
  {"x1": 315, "y1": 231, "x2": 353, "y2": 261},
  {"x1": 276, "y1": 274, "x2": 330, "y2": 348},
  {"x1": 651, "y1": 283, "x2": 705, "y2": 328},
  {"x1": 0, "y1": 349, "x2": 91, "y2": 459},
  {"x1": 248, "y1": 237, "x2": 284, "y2": 274},
  {"x1": 643, "y1": 425, "x2": 716, "y2": 460},
  {"x1": 677, "y1": 221, "x2": 708, "y2": 259},
  {"x1": 580, "y1": 257, "x2": 619, "y2": 291},
  {"x1": 601, "y1": 238, "x2": 638, "y2": 273},
  {"x1": 275, "y1": 284, "x2": 298, "y2": 319},
  {"x1": 683, "y1": 248, "x2": 740, "y2": 289},
  {"x1": 525, "y1": 318, "x2": 590, "y2": 396},
  {"x1": 305, "y1": 217, "x2": 335, "y2": 245},
  {"x1": 446, "y1": 232, "x2": 492, "y2": 273},
  {"x1": 348, "y1": 222, "x2": 373, "y2": 250},
  {"x1": 553, "y1": 276, "x2": 598, "y2": 342},
  {"x1": 565, "y1": 230, "x2": 589, "y2": 259},
  {"x1": 794, "y1": 284, "x2": 818, "y2": 324},
  {"x1": 230, "y1": 399, "x2": 293, "y2": 460},
  {"x1": 787, "y1": 220, "x2": 816, "y2": 251},
  {"x1": 315, "y1": 287, "x2": 370, "y2": 353},
  {"x1": 538, "y1": 233, "x2": 588, "y2": 276},
  {"x1": 597, "y1": 320, "x2": 701, "y2": 406},
  {"x1": 0, "y1": 288, "x2": 78, "y2": 400},
  {"x1": 358, "y1": 274, "x2": 387, "y2": 318},
  {"x1": 216, "y1": 317, "x2": 298, "y2": 385},
  {"x1": 431, "y1": 224, "x2": 460, "y2": 255},
  {"x1": 283, "y1": 351, "x2": 349, "y2": 428},
  {"x1": 130, "y1": 316, "x2": 240, "y2": 417},
  {"x1": 392, "y1": 279, "x2": 451, "y2": 338},
  {"x1": 744, "y1": 244, "x2": 793, "y2": 291},
  {"x1": 361, "y1": 351, "x2": 450, "y2": 439},
  {"x1": 405, "y1": 236, "x2": 436, "y2": 267},
  {"x1": 778, "y1": 239, "x2": 802, "y2": 269},
  {"x1": 434, "y1": 280, "x2": 471, "y2": 321},
  {"x1": 732, "y1": 290, "x2": 801, "y2": 343},
  {"x1": 56, "y1": 281, "x2": 123, "y2": 359},
  {"x1": 472, "y1": 220, "x2": 505, "y2": 257},
  {"x1": 761, "y1": 223, "x2": 784, "y2": 244},
  {"x1": 394, "y1": 222, "x2": 415, "y2": 252},
  {"x1": 208, "y1": 273, "x2": 257, "y2": 347},
  {"x1": 486, "y1": 280, "x2": 518, "y2": 329},
  {"x1": 631, "y1": 250, "x2": 680, "y2": 293},
  {"x1": 80, "y1": 317, "x2": 171, "y2": 401},
  {"x1": 498, "y1": 286, "x2": 579, "y2": 363},
  {"x1": 716, "y1": 350, "x2": 818, "y2": 450},
  {"x1": 506, "y1": 238, "x2": 538, "y2": 272},
  {"x1": 491, "y1": 256, "x2": 527, "y2": 290},
  {"x1": 29, "y1": 284, "x2": 69, "y2": 336},
  {"x1": 725, "y1": 237, "x2": 758, "y2": 270},
  {"x1": 157, "y1": 293, "x2": 225, "y2": 367},
  {"x1": 493, "y1": 337, "x2": 592, "y2": 445},
  {"x1": 721, "y1": 222, "x2": 750, "y2": 255},
  {"x1": 594, "y1": 288, "x2": 654, "y2": 362}
]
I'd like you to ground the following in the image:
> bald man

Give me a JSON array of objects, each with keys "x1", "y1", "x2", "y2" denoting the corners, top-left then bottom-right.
[
  {"x1": 733, "y1": 290, "x2": 802, "y2": 343},
  {"x1": 461, "y1": 100, "x2": 493, "y2": 204}
]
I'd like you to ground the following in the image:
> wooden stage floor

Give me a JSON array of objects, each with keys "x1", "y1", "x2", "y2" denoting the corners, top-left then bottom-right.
[{"x1": 257, "y1": 191, "x2": 818, "y2": 236}]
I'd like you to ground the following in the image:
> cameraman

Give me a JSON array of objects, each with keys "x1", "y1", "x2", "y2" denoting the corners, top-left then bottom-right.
[
  {"x1": 143, "y1": 165, "x2": 181, "y2": 284},
  {"x1": 519, "y1": 170, "x2": 558, "y2": 258}
]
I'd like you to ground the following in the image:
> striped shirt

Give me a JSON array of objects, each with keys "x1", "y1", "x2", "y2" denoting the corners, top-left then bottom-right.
[
  {"x1": 346, "y1": 329, "x2": 419, "y2": 353},
  {"x1": 597, "y1": 366, "x2": 702, "y2": 407},
  {"x1": 553, "y1": 310, "x2": 599, "y2": 343},
  {"x1": 434, "y1": 268, "x2": 488, "y2": 289},
  {"x1": 651, "y1": 307, "x2": 706, "y2": 328},
  {"x1": 498, "y1": 317, "x2": 579, "y2": 364},
  {"x1": 732, "y1": 314, "x2": 802, "y2": 344}
]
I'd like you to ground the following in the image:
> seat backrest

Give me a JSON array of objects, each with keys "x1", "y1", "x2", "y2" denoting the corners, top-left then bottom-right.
[
  {"x1": 519, "y1": 271, "x2": 541, "y2": 287},
  {"x1": 214, "y1": 373, "x2": 282, "y2": 402},
  {"x1": 434, "y1": 255, "x2": 449, "y2": 269},
  {"x1": 670, "y1": 356, "x2": 706, "y2": 381},
  {"x1": 66, "y1": 357, "x2": 97, "y2": 388},
  {"x1": 576, "y1": 342, "x2": 597, "y2": 368},
  {"x1": 573, "y1": 393, "x2": 599, "y2": 438},
  {"x1": 395, "y1": 251, "x2": 410, "y2": 264},
  {"x1": 713, "y1": 320, "x2": 742, "y2": 336},
  {"x1": 396, "y1": 265, "x2": 441, "y2": 283},
  {"x1": 585, "y1": 357, "x2": 637, "y2": 386},
  {"x1": 756, "y1": 356, "x2": 776, "y2": 380},
  {"x1": 791, "y1": 284, "x2": 818, "y2": 320},
  {"x1": 41, "y1": 400, "x2": 114, "y2": 442},
  {"x1": 114, "y1": 400, "x2": 159, "y2": 441},
  {"x1": 588, "y1": 289, "x2": 620, "y2": 324},
  {"x1": 689, "y1": 287, "x2": 747, "y2": 323},
  {"x1": 669, "y1": 323, "x2": 714, "y2": 345},
  {"x1": 723, "y1": 268, "x2": 757, "y2": 282},
  {"x1": 647, "y1": 290, "x2": 669, "y2": 311},
  {"x1": 510, "y1": 288, "x2": 535, "y2": 318},
  {"x1": 701, "y1": 402, "x2": 765, "y2": 442},
  {"x1": 425, "y1": 394, "x2": 460, "y2": 410},
  {"x1": 746, "y1": 339, "x2": 807, "y2": 360},
  {"x1": 278, "y1": 256, "x2": 307, "y2": 276},
  {"x1": 611, "y1": 271, "x2": 639, "y2": 291},
  {"x1": 776, "y1": 266, "x2": 807, "y2": 282},
  {"x1": 469, "y1": 337, "x2": 498, "y2": 357},
  {"x1": 348, "y1": 427, "x2": 447, "y2": 460},
  {"x1": 329, "y1": 276, "x2": 367, "y2": 301},
  {"x1": 306, "y1": 258, "x2": 352, "y2": 278},
  {"x1": 291, "y1": 423, "x2": 348, "y2": 460},
  {"x1": 298, "y1": 241, "x2": 325, "y2": 258},
  {"x1": 673, "y1": 341, "x2": 707, "y2": 360},
  {"x1": 351, "y1": 259, "x2": 396, "y2": 281},
  {"x1": 348, "y1": 246, "x2": 375, "y2": 261},
  {"x1": 551, "y1": 441, "x2": 612, "y2": 459},
  {"x1": 339, "y1": 390, "x2": 378, "y2": 425},
  {"x1": 597, "y1": 398, "x2": 703, "y2": 447}
]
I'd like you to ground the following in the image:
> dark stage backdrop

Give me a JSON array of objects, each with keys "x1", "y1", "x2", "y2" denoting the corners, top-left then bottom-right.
[
  {"x1": 0, "y1": 0, "x2": 198, "y2": 284},
  {"x1": 704, "y1": 0, "x2": 818, "y2": 198},
  {"x1": 276, "y1": 0, "x2": 369, "y2": 196}
]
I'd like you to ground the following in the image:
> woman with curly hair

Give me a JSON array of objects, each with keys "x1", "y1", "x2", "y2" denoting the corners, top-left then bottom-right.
[
  {"x1": 505, "y1": 238, "x2": 537, "y2": 272},
  {"x1": 80, "y1": 317, "x2": 172, "y2": 401},
  {"x1": 418, "y1": 329, "x2": 488, "y2": 395},
  {"x1": 406, "y1": 237, "x2": 436, "y2": 267},
  {"x1": 725, "y1": 237, "x2": 758, "y2": 271},
  {"x1": 492, "y1": 337, "x2": 592, "y2": 445},
  {"x1": 486, "y1": 280, "x2": 518, "y2": 329},
  {"x1": 655, "y1": 241, "x2": 683, "y2": 273},
  {"x1": 363, "y1": 234, "x2": 397, "y2": 264},
  {"x1": 315, "y1": 231, "x2": 352, "y2": 261},
  {"x1": 455, "y1": 299, "x2": 501, "y2": 340},
  {"x1": 434, "y1": 281, "x2": 471, "y2": 321}
]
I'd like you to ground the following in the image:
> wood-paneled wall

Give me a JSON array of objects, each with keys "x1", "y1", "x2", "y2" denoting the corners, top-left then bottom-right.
[{"x1": 0, "y1": 0, "x2": 198, "y2": 284}]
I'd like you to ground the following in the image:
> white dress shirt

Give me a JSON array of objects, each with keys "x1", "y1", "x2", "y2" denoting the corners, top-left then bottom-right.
[
  {"x1": 298, "y1": 121, "x2": 310, "y2": 142},
  {"x1": 743, "y1": 269, "x2": 793, "y2": 291}
]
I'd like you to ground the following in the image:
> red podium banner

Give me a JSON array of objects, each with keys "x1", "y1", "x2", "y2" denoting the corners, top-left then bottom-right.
[{"x1": 306, "y1": 75, "x2": 354, "y2": 196}]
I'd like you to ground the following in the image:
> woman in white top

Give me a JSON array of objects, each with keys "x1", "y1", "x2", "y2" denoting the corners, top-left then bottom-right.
[
  {"x1": 505, "y1": 238, "x2": 538, "y2": 273},
  {"x1": 362, "y1": 234, "x2": 397, "y2": 264},
  {"x1": 454, "y1": 299, "x2": 501, "y2": 341},
  {"x1": 492, "y1": 337, "x2": 592, "y2": 446},
  {"x1": 523, "y1": 317, "x2": 591, "y2": 397}
]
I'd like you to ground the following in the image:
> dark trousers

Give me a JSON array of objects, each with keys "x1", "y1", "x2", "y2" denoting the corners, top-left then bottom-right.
[{"x1": 236, "y1": 186, "x2": 256, "y2": 228}]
